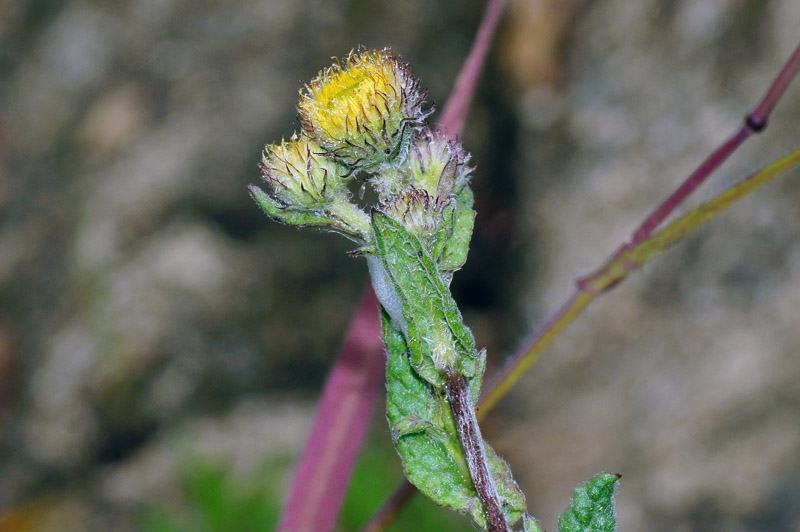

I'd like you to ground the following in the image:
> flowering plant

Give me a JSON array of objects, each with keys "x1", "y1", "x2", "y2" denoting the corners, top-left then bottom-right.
[
  {"x1": 251, "y1": 47, "x2": 539, "y2": 531},
  {"x1": 249, "y1": 5, "x2": 800, "y2": 530}
]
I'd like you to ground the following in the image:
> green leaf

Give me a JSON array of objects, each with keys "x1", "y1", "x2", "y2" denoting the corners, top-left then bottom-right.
[
  {"x1": 248, "y1": 185, "x2": 333, "y2": 227},
  {"x1": 439, "y1": 186, "x2": 475, "y2": 272},
  {"x1": 557, "y1": 472, "x2": 620, "y2": 532},
  {"x1": 372, "y1": 211, "x2": 480, "y2": 387},
  {"x1": 384, "y1": 311, "x2": 526, "y2": 530},
  {"x1": 523, "y1": 514, "x2": 543, "y2": 532}
]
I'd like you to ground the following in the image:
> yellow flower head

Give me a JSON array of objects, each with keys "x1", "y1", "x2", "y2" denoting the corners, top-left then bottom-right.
[
  {"x1": 260, "y1": 137, "x2": 348, "y2": 207},
  {"x1": 298, "y1": 48, "x2": 431, "y2": 170}
]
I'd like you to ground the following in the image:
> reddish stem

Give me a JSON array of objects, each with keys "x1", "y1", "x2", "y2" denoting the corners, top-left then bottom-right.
[
  {"x1": 437, "y1": 0, "x2": 506, "y2": 136},
  {"x1": 599, "y1": 40, "x2": 800, "y2": 270},
  {"x1": 276, "y1": 288, "x2": 383, "y2": 532},
  {"x1": 359, "y1": 480, "x2": 416, "y2": 532},
  {"x1": 446, "y1": 373, "x2": 511, "y2": 532}
]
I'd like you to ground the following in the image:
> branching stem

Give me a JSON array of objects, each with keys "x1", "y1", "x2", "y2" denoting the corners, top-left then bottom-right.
[
  {"x1": 606, "y1": 40, "x2": 800, "y2": 262},
  {"x1": 362, "y1": 37, "x2": 800, "y2": 532}
]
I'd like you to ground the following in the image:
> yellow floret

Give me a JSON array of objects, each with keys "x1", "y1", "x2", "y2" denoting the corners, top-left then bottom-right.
[{"x1": 298, "y1": 48, "x2": 430, "y2": 169}]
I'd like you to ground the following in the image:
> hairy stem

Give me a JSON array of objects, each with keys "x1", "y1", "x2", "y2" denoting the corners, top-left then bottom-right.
[{"x1": 446, "y1": 373, "x2": 511, "y2": 532}]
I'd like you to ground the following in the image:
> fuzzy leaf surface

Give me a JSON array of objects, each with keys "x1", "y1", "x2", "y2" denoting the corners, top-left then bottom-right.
[
  {"x1": 248, "y1": 185, "x2": 332, "y2": 227},
  {"x1": 439, "y1": 186, "x2": 475, "y2": 272},
  {"x1": 557, "y1": 472, "x2": 620, "y2": 532},
  {"x1": 372, "y1": 211, "x2": 480, "y2": 387},
  {"x1": 383, "y1": 312, "x2": 526, "y2": 529}
]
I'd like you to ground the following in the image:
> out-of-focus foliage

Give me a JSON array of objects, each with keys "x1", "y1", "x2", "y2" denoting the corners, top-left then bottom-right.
[{"x1": 142, "y1": 458, "x2": 283, "y2": 532}]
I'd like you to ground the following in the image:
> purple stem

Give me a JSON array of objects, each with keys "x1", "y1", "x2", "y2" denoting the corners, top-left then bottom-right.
[
  {"x1": 597, "y1": 40, "x2": 800, "y2": 272},
  {"x1": 276, "y1": 288, "x2": 383, "y2": 532},
  {"x1": 437, "y1": 0, "x2": 506, "y2": 136}
]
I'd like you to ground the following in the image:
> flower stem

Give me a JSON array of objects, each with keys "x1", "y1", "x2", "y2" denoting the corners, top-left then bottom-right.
[{"x1": 446, "y1": 373, "x2": 511, "y2": 532}]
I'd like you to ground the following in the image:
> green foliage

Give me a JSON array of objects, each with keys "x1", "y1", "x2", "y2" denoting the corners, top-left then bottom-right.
[
  {"x1": 141, "y1": 458, "x2": 283, "y2": 532},
  {"x1": 557, "y1": 473, "x2": 620, "y2": 532},
  {"x1": 383, "y1": 311, "x2": 526, "y2": 529},
  {"x1": 523, "y1": 514, "x2": 543, "y2": 532},
  {"x1": 372, "y1": 211, "x2": 483, "y2": 388},
  {"x1": 339, "y1": 434, "x2": 473, "y2": 531},
  {"x1": 438, "y1": 186, "x2": 475, "y2": 274},
  {"x1": 248, "y1": 185, "x2": 333, "y2": 228}
]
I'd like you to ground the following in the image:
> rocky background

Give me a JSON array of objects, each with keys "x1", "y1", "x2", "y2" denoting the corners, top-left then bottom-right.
[{"x1": 1, "y1": 0, "x2": 800, "y2": 531}]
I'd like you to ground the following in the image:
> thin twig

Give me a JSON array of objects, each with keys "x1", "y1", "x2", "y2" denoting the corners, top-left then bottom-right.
[
  {"x1": 482, "y1": 143, "x2": 800, "y2": 413},
  {"x1": 479, "y1": 291, "x2": 592, "y2": 415},
  {"x1": 602, "y1": 40, "x2": 800, "y2": 266},
  {"x1": 359, "y1": 480, "x2": 415, "y2": 532},
  {"x1": 490, "y1": 40, "x2": 800, "y2": 413}
]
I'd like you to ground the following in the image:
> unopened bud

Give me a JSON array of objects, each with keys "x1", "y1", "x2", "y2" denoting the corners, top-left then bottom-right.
[{"x1": 260, "y1": 137, "x2": 347, "y2": 207}]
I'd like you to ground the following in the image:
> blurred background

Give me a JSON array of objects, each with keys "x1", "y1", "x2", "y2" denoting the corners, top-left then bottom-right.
[{"x1": 1, "y1": 0, "x2": 800, "y2": 530}]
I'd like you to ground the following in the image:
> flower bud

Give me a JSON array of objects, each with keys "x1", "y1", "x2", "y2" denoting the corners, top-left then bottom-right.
[
  {"x1": 380, "y1": 187, "x2": 439, "y2": 239},
  {"x1": 404, "y1": 128, "x2": 472, "y2": 202},
  {"x1": 298, "y1": 48, "x2": 431, "y2": 170},
  {"x1": 255, "y1": 136, "x2": 370, "y2": 239},
  {"x1": 260, "y1": 137, "x2": 348, "y2": 207},
  {"x1": 375, "y1": 130, "x2": 474, "y2": 249}
]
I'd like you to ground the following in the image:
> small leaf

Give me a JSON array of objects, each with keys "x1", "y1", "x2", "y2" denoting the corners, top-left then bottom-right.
[
  {"x1": 247, "y1": 185, "x2": 332, "y2": 227},
  {"x1": 522, "y1": 514, "x2": 543, "y2": 532},
  {"x1": 557, "y1": 472, "x2": 620, "y2": 532},
  {"x1": 439, "y1": 186, "x2": 475, "y2": 273},
  {"x1": 486, "y1": 446, "x2": 526, "y2": 523},
  {"x1": 372, "y1": 211, "x2": 480, "y2": 385},
  {"x1": 384, "y1": 312, "x2": 526, "y2": 529}
]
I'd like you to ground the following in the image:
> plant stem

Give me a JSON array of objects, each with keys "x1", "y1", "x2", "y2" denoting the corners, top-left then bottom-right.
[
  {"x1": 437, "y1": 0, "x2": 507, "y2": 136},
  {"x1": 446, "y1": 373, "x2": 511, "y2": 532},
  {"x1": 479, "y1": 290, "x2": 592, "y2": 417},
  {"x1": 607, "y1": 40, "x2": 800, "y2": 259},
  {"x1": 482, "y1": 145, "x2": 800, "y2": 414},
  {"x1": 361, "y1": 38, "x2": 800, "y2": 531},
  {"x1": 359, "y1": 480, "x2": 415, "y2": 532},
  {"x1": 277, "y1": 288, "x2": 383, "y2": 532}
]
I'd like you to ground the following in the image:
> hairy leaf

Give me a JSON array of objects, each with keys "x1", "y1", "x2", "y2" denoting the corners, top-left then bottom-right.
[
  {"x1": 248, "y1": 185, "x2": 332, "y2": 227},
  {"x1": 372, "y1": 211, "x2": 480, "y2": 387},
  {"x1": 439, "y1": 186, "x2": 476, "y2": 273},
  {"x1": 523, "y1": 514, "x2": 543, "y2": 532},
  {"x1": 557, "y1": 472, "x2": 620, "y2": 532},
  {"x1": 384, "y1": 312, "x2": 526, "y2": 529}
]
